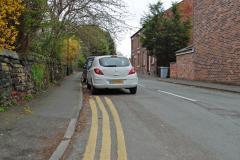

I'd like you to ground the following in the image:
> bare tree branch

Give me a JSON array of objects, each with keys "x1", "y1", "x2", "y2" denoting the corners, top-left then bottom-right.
[{"x1": 47, "y1": 0, "x2": 129, "y2": 36}]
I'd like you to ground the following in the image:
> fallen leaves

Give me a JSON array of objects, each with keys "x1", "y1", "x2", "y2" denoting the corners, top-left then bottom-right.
[{"x1": 23, "y1": 106, "x2": 32, "y2": 114}]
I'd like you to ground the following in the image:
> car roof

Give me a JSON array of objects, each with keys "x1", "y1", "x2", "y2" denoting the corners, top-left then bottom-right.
[
  {"x1": 87, "y1": 56, "x2": 95, "y2": 60},
  {"x1": 94, "y1": 55, "x2": 127, "y2": 59}
]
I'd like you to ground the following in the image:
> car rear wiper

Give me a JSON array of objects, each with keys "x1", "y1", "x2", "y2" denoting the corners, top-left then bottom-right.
[{"x1": 104, "y1": 65, "x2": 117, "y2": 67}]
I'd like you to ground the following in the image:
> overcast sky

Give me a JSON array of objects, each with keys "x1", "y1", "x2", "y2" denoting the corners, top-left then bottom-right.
[{"x1": 116, "y1": 0, "x2": 181, "y2": 58}]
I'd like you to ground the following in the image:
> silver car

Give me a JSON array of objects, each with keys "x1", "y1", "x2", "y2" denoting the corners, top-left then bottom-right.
[{"x1": 86, "y1": 55, "x2": 138, "y2": 94}]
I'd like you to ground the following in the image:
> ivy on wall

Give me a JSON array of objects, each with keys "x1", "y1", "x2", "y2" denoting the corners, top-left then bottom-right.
[{"x1": 31, "y1": 64, "x2": 45, "y2": 89}]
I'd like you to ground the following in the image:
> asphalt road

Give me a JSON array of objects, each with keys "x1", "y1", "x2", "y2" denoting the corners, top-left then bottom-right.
[{"x1": 66, "y1": 77, "x2": 240, "y2": 160}]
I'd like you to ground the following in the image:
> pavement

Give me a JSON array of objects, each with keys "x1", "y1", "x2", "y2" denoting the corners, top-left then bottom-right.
[
  {"x1": 64, "y1": 77, "x2": 240, "y2": 160},
  {"x1": 0, "y1": 72, "x2": 82, "y2": 160}
]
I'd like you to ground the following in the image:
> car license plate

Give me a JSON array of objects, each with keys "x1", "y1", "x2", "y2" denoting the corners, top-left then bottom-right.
[{"x1": 111, "y1": 80, "x2": 123, "y2": 84}]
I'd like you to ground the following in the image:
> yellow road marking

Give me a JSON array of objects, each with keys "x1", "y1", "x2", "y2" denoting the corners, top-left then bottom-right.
[
  {"x1": 95, "y1": 96, "x2": 111, "y2": 160},
  {"x1": 104, "y1": 97, "x2": 128, "y2": 160},
  {"x1": 82, "y1": 99, "x2": 98, "y2": 160}
]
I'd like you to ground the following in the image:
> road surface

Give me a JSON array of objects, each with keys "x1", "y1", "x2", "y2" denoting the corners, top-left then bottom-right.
[{"x1": 65, "y1": 77, "x2": 240, "y2": 160}]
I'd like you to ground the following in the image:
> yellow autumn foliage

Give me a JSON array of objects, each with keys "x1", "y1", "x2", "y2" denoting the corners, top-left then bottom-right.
[
  {"x1": 0, "y1": 0, "x2": 24, "y2": 50},
  {"x1": 61, "y1": 37, "x2": 81, "y2": 64}
]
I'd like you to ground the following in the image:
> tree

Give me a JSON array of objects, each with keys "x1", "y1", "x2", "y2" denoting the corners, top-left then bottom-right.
[
  {"x1": 18, "y1": 0, "x2": 124, "y2": 60},
  {"x1": 61, "y1": 36, "x2": 81, "y2": 65},
  {"x1": 16, "y1": 0, "x2": 48, "y2": 54},
  {"x1": 78, "y1": 54, "x2": 86, "y2": 68},
  {"x1": 46, "y1": 0, "x2": 125, "y2": 57},
  {"x1": 47, "y1": 0, "x2": 127, "y2": 34},
  {"x1": 141, "y1": 1, "x2": 191, "y2": 66},
  {"x1": 0, "y1": 0, "x2": 25, "y2": 50},
  {"x1": 105, "y1": 32, "x2": 116, "y2": 54},
  {"x1": 77, "y1": 25, "x2": 116, "y2": 56}
]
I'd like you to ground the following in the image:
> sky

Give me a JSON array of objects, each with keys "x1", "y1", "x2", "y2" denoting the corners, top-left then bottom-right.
[{"x1": 116, "y1": 0, "x2": 181, "y2": 58}]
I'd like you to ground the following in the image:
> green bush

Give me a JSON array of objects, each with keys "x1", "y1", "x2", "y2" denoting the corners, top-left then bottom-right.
[
  {"x1": 78, "y1": 55, "x2": 86, "y2": 68},
  {"x1": 31, "y1": 64, "x2": 45, "y2": 89},
  {"x1": 24, "y1": 94, "x2": 33, "y2": 101},
  {"x1": 0, "y1": 93, "x2": 8, "y2": 112},
  {"x1": 0, "y1": 106, "x2": 6, "y2": 112}
]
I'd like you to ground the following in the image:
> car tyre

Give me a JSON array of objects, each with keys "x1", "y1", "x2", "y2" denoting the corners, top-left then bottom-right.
[
  {"x1": 129, "y1": 87, "x2": 137, "y2": 94},
  {"x1": 91, "y1": 85, "x2": 98, "y2": 95},
  {"x1": 87, "y1": 81, "x2": 91, "y2": 90}
]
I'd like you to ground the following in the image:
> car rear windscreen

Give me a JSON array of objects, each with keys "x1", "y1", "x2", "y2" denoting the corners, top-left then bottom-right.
[{"x1": 99, "y1": 57, "x2": 130, "y2": 67}]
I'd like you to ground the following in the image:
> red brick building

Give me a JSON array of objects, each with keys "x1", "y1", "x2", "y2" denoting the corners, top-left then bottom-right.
[
  {"x1": 171, "y1": 0, "x2": 240, "y2": 84},
  {"x1": 131, "y1": 29, "x2": 157, "y2": 75},
  {"x1": 131, "y1": 0, "x2": 193, "y2": 76}
]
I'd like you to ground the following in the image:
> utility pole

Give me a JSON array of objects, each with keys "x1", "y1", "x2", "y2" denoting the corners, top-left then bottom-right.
[{"x1": 67, "y1": 38, "x2": 70, "y2": 75}]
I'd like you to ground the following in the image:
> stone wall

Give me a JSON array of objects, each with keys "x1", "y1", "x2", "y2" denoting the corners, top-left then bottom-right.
[
  {"x1": 0, "y1": 57, "x2": 12, "y2": 107},
  {"x1": 0, "y1": 50, "x2": 67, "y2": 107},
  {"x1": 193, "y1": 0, "x2": 240, "y2": 84}
]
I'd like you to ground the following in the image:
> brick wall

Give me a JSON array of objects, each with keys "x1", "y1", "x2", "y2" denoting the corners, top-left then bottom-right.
[
  {"x1": 170, "y1": 52, "x2": 195, "y2": 80},
  {"x1": 149, "y1": 57, "x2": 157, "y2": 76},
  {"x1": 176, "y1": 53, "x2": 195, "y2": 80},
  {"x1": 135, "y1": 49, "x2": 148, "y2": 75},
  {"x1": 170, "y1": 62, "x2": 177, "y2": 78},
  {"x1": 193, "y1": 0, "x2": 240, "y2": 84}
]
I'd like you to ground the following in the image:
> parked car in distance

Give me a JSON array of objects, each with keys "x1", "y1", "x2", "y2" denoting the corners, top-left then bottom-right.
[
  {"x1": 87, "y1": 55, "x2": 138, "y2": 94},
  {"x1": 82, "y1": 56, "x2": 95, "y2": 83}
]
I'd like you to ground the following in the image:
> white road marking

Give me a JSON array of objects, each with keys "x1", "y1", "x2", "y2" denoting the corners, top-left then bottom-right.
[{"x1": 157, "y1": 90, "x2": 198, "y2": 102}]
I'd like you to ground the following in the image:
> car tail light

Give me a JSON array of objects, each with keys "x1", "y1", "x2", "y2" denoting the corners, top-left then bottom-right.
[
  {"x1": 128, "y1": 67, "x2": 136, "y2": 75},
  {"x1": 94, "y1": 68, "x2": 104, "y2": 75}
]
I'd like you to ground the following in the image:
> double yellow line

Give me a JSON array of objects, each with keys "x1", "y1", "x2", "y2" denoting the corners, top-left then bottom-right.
[{"x1": 83, "y1": 96, "x2": 127, "y2": 160}]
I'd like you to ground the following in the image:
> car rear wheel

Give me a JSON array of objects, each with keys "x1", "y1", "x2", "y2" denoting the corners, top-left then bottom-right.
[
  {"x1": 91, "y1": 85, "x2": 98, "y2": 95},
  {"x1": 129, "y1": 87, "x2": 137, "y2": 94},
  {"x1": 87, "y1": 81, "x2": 91, "y2": 90}
]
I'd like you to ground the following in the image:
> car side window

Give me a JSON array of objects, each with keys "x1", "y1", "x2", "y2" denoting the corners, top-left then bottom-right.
[
  {"x1": 83, "y1": 63, "x2": 87, "y2": 69},
  {"x1": 87, "y1": 60, "x2": 93, "y2": 70}
]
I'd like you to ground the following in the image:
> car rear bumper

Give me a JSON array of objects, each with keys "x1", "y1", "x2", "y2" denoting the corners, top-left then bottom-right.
[{"x1": 92, "y1": 76, "x2": 138, "y2": 89}]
